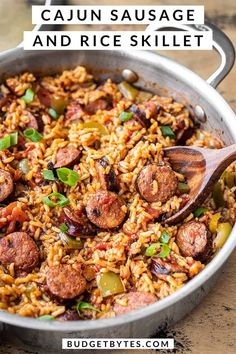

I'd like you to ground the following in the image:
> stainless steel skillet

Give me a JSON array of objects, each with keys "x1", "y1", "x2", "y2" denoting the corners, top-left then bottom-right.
[{"x1": 0, "y1": 23, "x2": 235, "y2": 351}]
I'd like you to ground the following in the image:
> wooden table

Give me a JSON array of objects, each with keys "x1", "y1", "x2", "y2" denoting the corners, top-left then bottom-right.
[{"x1": 0, "y1": 1, "x2": 235, "y2": 353}]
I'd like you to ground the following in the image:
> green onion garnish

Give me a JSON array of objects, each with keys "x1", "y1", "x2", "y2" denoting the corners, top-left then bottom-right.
[
  {"x1": 42, "y1": 192, "x2": 69, "y2": 207},
  {"x1": 178, "y1": 182, "x2": 190, "y2": 194},
  {"x1": 60, "y1": 223, "x2": 68, "y2": 233},
  {"x1": 159, "y1": 230, "x2": 170, "y2": 244},
  {"x1": 0, "y1": 132, "x2": 18, "y2": 151},
  {"x1": 194, "y1": 207, "x2": 207, "y2": 218},
  {"x1": 10, "y1": 132, "x2": 18, "y2": 145},
  {"x1": 24, "y1": 128, "x2": 43, "y2": 142},
  {"x1": 48, "y1": 108, "x2": 59, "y2": 120},
  {"x1": 56, "y1": 167, "x2": 80, "y2": 187},
  {"x1": 42, "y1": 170, "x2": 55, "y2": 181},
  {"x1": 145, "y1": 243, "x2": 160, "y2": 257},
  {"x1": 21, "y1": 88, "x2": 34, "y2": 104},
  {"x1": 38, "y1": 315, "x2": 55, "y2": 321},
  {"x1": 157, "y1": 243, "x2": 170, "y2": 258},
  {"x1": 119, "y1": 111, "x2": 133, "y2": 122},
  {"x1": 160, "y1": 126, "x2": 176, "y2": 139},
  {"x1": 76, "y1": 301, "x2": 101, "y2": 316}
]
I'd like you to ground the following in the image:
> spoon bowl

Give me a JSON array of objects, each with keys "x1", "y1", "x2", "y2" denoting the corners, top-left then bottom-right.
[{"x1": 163, "y1": 144, "x2": 236, "y2": 224}]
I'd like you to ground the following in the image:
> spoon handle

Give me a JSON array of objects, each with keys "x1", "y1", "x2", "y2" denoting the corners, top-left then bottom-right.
[
  {"x1": 209, "y1": 143, "x2": 236, "y2": 169},
  {"x1": 202, "y1": 143, "x2": 236, "y2": 191}
]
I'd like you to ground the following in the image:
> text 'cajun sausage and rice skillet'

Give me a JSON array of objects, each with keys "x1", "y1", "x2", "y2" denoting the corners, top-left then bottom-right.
[{"x1": 0, "y1": 66, "x2": 235, "y2": 321}]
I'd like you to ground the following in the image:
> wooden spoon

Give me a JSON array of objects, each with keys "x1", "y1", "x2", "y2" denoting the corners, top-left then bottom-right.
[{"x1": 163, "y1": 144, "x2": 236, "y2": 224}]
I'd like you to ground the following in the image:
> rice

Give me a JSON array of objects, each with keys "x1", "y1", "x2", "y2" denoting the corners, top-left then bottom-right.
[{"x1": 0, "y1": 66, "x2": 235, "y2": 320}]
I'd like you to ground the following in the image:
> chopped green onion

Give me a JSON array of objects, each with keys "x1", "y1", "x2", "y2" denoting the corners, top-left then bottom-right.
[
  {"x1": 42, "y1": 192, "x2": 69, "y2": 207},
  {"x1": 24, "y1": 128, "x2": 43, "y2": 142},
  {"x1": 48, "y1": 108, "x2": 59, "y2": 120},
  {"x1": 145, "y1": 243, "x2": 160, "y2": 257},
  {"x1": 0, "y1": 132, "x2": 18, "y2": 151},
  {"x1": 157, "y1": 243, "x2": 170, "y2": 258},
  {"x1": 56, "y1": 167, "x2": 80, "y2": 187},
  {"x1": 38, "y1": 315, "x2": 55, "y2": 321},
  {"x1": 10, "y1": 132, "x2": 18, "y2": 145},
  {"x1": 60, "y1": 223, "x2": 68, "y2": 233},
  {"x1": 119, "y1": 111, "x2": 133, "y2": 122},
  {"x1": 194, "y1": 207, "x2": 207, "y2": 218},
  {"x1": 76, "y1": 301, "x2": 101, "y2": 316},
  {"x1": 159, "y1": 230, "x2": 170, "y2": 244},
  {"x1": 178, "y1": 182, "x2": 190, "y2": 194},
  {"x1": 0, "y1": 135, "x2": 10, "y2": 150},
  {"x1": 42, "y1": 170, "x2": 55, "y2": 181},
  {"x1": 18, "y1": 158, "x2": 30, "y2": 174},
  {"x1": 160, "y1": 126, "x2": 176, "y2": 139},
  {"x1": 21, "y1": 88, "x2": 34, "y2": 104}
]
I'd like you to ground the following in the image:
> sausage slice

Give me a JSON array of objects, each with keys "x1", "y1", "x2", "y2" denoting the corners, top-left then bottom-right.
[
  {"x1": 151, "y1": 258, "x2": 184, "y2": 278},
  {"x1": 113, "y1": 292, "x2": 157, "y2": 315},
  {"x1": 65, "y1": 101, "x2": 85, "y2": 125},
  {"x1": 86, "y1": 190, "x2": 126, "y2": 229},
  {"x1": 0, "y1": 232, "x2": 39, "y2": 275},
  {"x1": 129, "y1": 104, "x2": 151, "y2": 128},
  {"x1": 85, "y1": 97, "x2": 113, "y2": 115},
  {"x1": 54, "y1": 146, "x2": 81, "y2": 168},
  {"x1": 136, "y1": 165, "x2": 178, "y2": 203},
  {"x1": 95, "y1": 157, "x2": 119, "y2": 192},
  {"x1": 176, "y1": 221, "x2": 210, "y2": 260},
  {"x1": 61, "y1": 204, "x2": 97, "y2": 237},
  {"x1": 46, "y1": 264, "x2": 87, "y2": 299},
  {"x1": 57, "y1": 309, "x2": 80, "y2": 321},
  {"x1": 0, "y1": 169, "x2": 14, "y2": 202}
]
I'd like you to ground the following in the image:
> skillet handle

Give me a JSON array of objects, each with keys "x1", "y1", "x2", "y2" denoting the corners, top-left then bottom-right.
[
  {"x1": 199, "y1": 22, "x2": 235, "y2": 88},
  {"x1": 146, "y1": 22, "x2": 235, "y2": 89}
]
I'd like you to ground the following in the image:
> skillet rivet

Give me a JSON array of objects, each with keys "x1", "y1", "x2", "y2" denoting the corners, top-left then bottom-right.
[
  {"x1": 194, "y1": 105, "x2": 207, "y2": 123},
  {"x1": 122, "y1": 69, "x2": 139, "y2": 83}
]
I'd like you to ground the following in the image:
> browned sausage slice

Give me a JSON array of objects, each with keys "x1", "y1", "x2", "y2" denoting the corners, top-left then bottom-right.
[
  {"x1": 176, "y1": 221, "x2": 210, "y2": 259},
  {"x1": 95, "y1": 157, "x2": 119, "y2": 192},
  {"x1": 65, "y1": 101, "x2": 85, "y2": 125},
  {"x1": 129, "y1": 104, "x2": 151, "y2": 128},
  {"x1": 136, "y1": 165, "x2": 178, "y2": 203},
  {"x1": 86, "y1": 190, "x2": 126, "y2": 229},
  {"x1": 113, "y1": 292, "x2": 157, "y2": 315},
  {"x1": 0, "y1": 232, "x2": 39, "y2": 274},
  {"x1": 85, "y1": 97, "x2": 113, "y2": 115},
  {"x1": 57, "y1": 309, "x2": 80, "y2": 321},
  {"x1": 37, "y1": 88, "x2": 51, "y2": 108},
  {"x1": 0, "y1": 169, "x2": 14, "y2": 202},
  {"x1": 46, "y1": 264, "x2": 87, "y2": 299},
  {"x1": 0, "y1": 92, "x2": 8, "y2": 109},
  {"x1": 54, "y1": 146, "x2": 81, "y2": 168},
  {"x1": 25, "y1": 111, "x2": 38, "y2": 130},
  {"x1": 151, "y1": 258, "x2": 184, "y2": 278},
  {"x1": 61, "y1": 204, "x2": 97, "y2": 237}
]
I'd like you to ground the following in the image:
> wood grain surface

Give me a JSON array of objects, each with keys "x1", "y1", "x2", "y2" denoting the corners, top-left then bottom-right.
[{"x1": 0, "y1": 1, "x2": 235, "y2": 353}]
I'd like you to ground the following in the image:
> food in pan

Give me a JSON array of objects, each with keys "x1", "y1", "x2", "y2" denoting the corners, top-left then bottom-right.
[{"x1": 0, "y1": 66, "x2": 235, "y2": 320}]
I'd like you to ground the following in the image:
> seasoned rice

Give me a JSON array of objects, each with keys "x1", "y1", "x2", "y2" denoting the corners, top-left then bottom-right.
[{"x1": 0, "y1": 66, "x2": 235, "y2": 320}]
